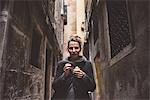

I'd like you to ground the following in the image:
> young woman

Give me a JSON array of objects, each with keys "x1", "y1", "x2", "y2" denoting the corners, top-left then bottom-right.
[{"x1": 52, "y1": 36, "x2": 96, "y2": 100}]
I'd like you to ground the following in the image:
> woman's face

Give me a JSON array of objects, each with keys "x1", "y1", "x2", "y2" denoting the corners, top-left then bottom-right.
[{"x1": 68, "y1": 41, "x2": 81, "y2": 58}]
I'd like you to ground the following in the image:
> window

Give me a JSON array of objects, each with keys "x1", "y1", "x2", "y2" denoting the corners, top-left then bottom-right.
[
  {"x1": 106, "y1": 0, "x2": 133, "y2": 58},
  {"x1": 63, "y1": 5, "x2": 67, "y2": 25},
  {"x1": 13, "y1": 1, "x2": 31, "y2": 30},
  {"x1": 30, "y1": 28, "x2": 42, "y2": 68},
  {"x1": 52, "y1": 55, "x2": 56, "y2": 77},
  {"x1": 93, "y1": 15, "x2": 99, "y2": 44},
  {"x1": 83, "y1": 41, "x2": 89, "y2": 59},
  {"x1": 0, "y1": 0, "x2": 9, "y2": 11},
  {"x1": 44, "y1": 48, "x2": 51, "y2": 100}
]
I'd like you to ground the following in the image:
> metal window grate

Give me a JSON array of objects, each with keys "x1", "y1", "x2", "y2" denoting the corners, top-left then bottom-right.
[{"x1": 106, "y1": 0, "x2": 131, "y2": 58}]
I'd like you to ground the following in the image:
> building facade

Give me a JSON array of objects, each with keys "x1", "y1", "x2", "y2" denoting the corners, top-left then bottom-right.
[
  {"x1": 63, "y1": 0, "x2": 77, "y2": 58},
  {"x1": 85, "y1": 0, "x2": 149, "y2": 100},
  {"x1": 0, "y1": 0, "x2": 64, "y2": 100}
]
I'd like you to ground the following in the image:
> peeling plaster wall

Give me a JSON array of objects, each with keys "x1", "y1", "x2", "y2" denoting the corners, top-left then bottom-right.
[
  {"x1": 104, "y1": 1, "x2": 149, "y2": 100},
  {"x1": 88, "y1": 1, "x2": 149, "y2": 100},
  {"x1": 0, "y1": 0, "x2": 62, "y2": 100}
]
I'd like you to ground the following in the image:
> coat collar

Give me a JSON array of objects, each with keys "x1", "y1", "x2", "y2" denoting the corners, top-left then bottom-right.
[{"x1": 63, "y1": 56, "x2": 87, "y2": 63}]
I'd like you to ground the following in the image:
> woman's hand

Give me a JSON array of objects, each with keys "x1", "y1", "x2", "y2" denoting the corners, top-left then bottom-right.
[
  {"x1": 63, "y1": 63, "x2": 73, "y2": 77},
  {"x1": 73, "y1": 66, "x2": 85, "y2": 78}
]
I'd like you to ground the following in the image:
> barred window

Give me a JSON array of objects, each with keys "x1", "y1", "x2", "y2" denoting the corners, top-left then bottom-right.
[{"x1": 106, "y1": 0, "x2": 132, "y2": 58}]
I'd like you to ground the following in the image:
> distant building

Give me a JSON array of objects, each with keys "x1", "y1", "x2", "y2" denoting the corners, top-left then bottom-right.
[
  {"x1": 0, "y1": 0, "x2": 64, "y2": 100},
  {"x1": 63, "y1": 0, "x2": 77, "y2": 58},
  {"x1": 63, "y1": 0, "x2": 88, "y2": 58},
  {"x1": 85, "y1": 0, "x2": 149, "y2": 100}
]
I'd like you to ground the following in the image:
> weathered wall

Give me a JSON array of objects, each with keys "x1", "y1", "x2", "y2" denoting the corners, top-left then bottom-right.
[
  {"x1": 0, "y1": 0, "x2": 62, "y2": 100},
  {"x1": 105, "y1": 1, "x2": 149, "y2": 100},
  {"x1": 0, "y1": 4, "x2": 10, "y2": 100},
  {"x1": 87, "y1": 0, "x2": 149, "y2": 100}
]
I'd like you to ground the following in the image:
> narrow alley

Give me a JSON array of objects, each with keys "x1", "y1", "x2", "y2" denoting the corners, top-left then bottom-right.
[{"x1": 0, "y1": 0, "x2": 149, "y2": 100}]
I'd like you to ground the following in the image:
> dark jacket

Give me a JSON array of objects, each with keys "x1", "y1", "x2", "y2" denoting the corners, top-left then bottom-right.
[{"x1": 52, "y1": 56, "x2": 96, "y2": 100}]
